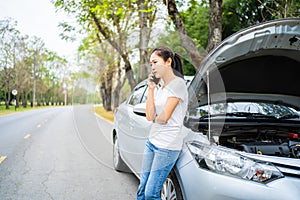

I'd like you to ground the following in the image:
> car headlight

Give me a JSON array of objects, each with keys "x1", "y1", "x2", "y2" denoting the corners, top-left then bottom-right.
[{"x1": 187, "y1": 141, "x2": 284, "y2": 183}]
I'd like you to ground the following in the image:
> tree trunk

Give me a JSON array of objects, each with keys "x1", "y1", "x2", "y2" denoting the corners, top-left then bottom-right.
[
  {"x1": 206, "y1": 0, "x2": 223, "y2": 53},
  {"x1": 124, "y1": 58, "x2": 136, "y2": 90},
  {"x1": 113, "y1": 80, "x2": 122, "y2": 110},
  {"x1": 106, "y1": 73, "x2": 113, "y2": 112},
  {"x1": 5, "y1": 91, "x2": 10, "y2": 109},
  {"x1": 164, "y1": 0, "x2": 205, "y2": 70},
  {"x1": 16, "y1": 95, "x2": 19, "y2": 108},
  {"x1": 112, "y1": 63, "x2": 123, "y2": 110},
  {"x1": 22, "y1": 92, "x2": 27, "y2": 108},
  {"x1": 137, "y1": 0, "x2": 153, "y2": 82},
  {"x1": 100, "y1": 69, "x2": 113, "y2": 111},
  {"x1": 100, "y1": 81, "x2": 106, "y2": 109}
]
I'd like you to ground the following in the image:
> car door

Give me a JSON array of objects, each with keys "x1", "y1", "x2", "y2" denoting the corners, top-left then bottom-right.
[
  {"x1": 118, "y1": 82, "x2": 152, "y2": 173},
  {"x1": 128, "y1": 85, "x2": 154, "y2": 174}
]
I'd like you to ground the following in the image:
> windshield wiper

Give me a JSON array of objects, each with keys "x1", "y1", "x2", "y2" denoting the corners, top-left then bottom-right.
[
  {"x1": 199, "y1": 113, "x2": 226, "y2": 120},
  {"x1": 226, "y1": 112, "x2": 252, "y2": 117},
  {"x1": 199, "y1": 112, "x2": 280, "y2": 120},
  {"x1": 200, "y1": 112, "x2": 278, "y2": 119},
  {"x1": 226, "y1": 112, "x2": 277, "y2": 119},
  {"x1": 278, "y1": 113, "x2": 300, "y2": 120}
]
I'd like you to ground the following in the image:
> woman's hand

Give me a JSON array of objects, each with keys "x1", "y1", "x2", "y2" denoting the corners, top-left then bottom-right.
[
  {"x1": 146, "y1": 74, "x2": 157, "y2": 121},
  {"x1": 148, "y1": 74, "x2": 157, "y2": 90}
]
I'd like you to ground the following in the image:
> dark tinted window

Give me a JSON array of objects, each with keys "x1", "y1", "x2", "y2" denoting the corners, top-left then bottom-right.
[{"x1": 128, "y1": 84, "x2": 147, "y2": 106}]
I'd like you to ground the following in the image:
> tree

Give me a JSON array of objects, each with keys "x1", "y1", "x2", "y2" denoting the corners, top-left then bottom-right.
[
  {"x1": 182, "y1": 0, "x2": 210, "y2": 51},
  {"x1": 163, "y1": 0, "x2": 205, "y2": 70},
  {"x1": 54, "y1": 0, "x2": 139, "y2": 90},
  {"x1": 206, "y1": 0, "x2": 222, "y2": 53},
  {"x1": 0, "y1": 19, "x2": 19, "y2": 109},
  {"x1": 1, "y1": 17, "x2": 80, "y2": 109},
  {"x1": 77, "y1": 35, "x2": 117, "y2": 110},
  {"x1": 222, "y1": 0, "x2": 300, "y2": 39},
  {"x1": 181, "y1": 0, "x2": 210, "y2": 74},
  {"x1": 136, "y1": 0, "x2": 157, "y2": 82},
  {"x1": 154, "y1": 31, "x2": 196, "y2": 75},
  {"x1": 163, "y1": 0, "x2": 224, "y2": 70},
  {"x1": 13, "y1": 34, "x2": 31, "y2": 108},
  {"x1": 54, "y1": 0, "x2": 167, "y2": 109}
]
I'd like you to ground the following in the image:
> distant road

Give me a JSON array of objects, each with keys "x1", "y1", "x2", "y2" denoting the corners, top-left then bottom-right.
[{"x1": 0, "y1": 105, "x2": 138, "y2": 200}]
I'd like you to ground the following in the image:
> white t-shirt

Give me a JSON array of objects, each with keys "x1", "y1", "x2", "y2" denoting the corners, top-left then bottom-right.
[{"x1": 149, "y1": 76, "x2": 188, "y2": 150}]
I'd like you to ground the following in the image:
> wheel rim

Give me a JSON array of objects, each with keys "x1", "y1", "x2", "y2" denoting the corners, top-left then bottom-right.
[{"x1": 161, "y1": 178, "x2": 177, "y2": 200}]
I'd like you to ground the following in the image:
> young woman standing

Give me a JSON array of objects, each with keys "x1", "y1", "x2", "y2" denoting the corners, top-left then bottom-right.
[{"x1": 136, "y1": 46, "x2": 188, "y2": 200}]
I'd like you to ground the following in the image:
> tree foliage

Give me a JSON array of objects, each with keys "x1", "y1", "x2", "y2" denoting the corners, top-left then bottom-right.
[
  {"x1": 2, "y1": 0, "x2": 299, "y2": 111},
  {"x1": 222, "y1": 0, "x2": 300, "y2": 38},
  {"x1": 0, "y1": 18, "x2": 75, "y2": 109}
]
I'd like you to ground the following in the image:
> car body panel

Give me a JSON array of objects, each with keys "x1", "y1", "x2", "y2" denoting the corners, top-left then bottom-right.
[
  {"x1": 114, "y1": 83, "x2": 151, "y2": 174},
  {"x1": 116, "y1": 103, "x2": 149, "y2": 173}
]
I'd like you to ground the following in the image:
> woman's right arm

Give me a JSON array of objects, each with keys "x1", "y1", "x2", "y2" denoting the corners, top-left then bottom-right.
[{"x1": 146, "y1": 75, "x2": 156, "y2": 121}]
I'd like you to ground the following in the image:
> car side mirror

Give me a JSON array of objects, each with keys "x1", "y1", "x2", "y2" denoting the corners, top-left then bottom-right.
[{"x1": 133, "y1": 103, "x2": 146, "y2": 117}]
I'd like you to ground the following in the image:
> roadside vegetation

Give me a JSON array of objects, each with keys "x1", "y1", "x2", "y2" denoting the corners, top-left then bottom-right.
[
  {"x1": 0, "y1": 104, "x2": 55, "y2": 116},
  {"x1": 1, "y1": 0, "x2": 299, "y2": 114}
]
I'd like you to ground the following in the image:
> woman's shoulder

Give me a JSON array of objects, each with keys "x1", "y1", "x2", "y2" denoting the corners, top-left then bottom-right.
[
  {"x1": 168, "y1": 76, "x2": 188, "y2": 95},
  {"x1": 172, "y1": 76, "x2": 187, "y2": 87}
]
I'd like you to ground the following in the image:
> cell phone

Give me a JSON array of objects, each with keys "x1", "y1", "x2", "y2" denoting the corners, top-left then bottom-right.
[{"x1": 151, "y1": 75, "x2": 160, "y2": 84}]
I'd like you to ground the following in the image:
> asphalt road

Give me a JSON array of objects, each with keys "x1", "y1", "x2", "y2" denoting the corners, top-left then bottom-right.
[{"x1": 0, "y1": 105, "x2": 139, "y2": 200}]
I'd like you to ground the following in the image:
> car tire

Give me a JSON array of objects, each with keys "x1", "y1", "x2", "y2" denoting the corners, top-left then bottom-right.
[
  {"x1": 113, "y1": 134, "x2": 130, "y2": 172},
  {"x1": 161, "y1": 169, "x2": 184, "y2": 200}
]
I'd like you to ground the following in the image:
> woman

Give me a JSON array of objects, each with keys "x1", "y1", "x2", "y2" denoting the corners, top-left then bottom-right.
[{"x1": 136, "y1": 46, "x2": 188, "y2": 200}]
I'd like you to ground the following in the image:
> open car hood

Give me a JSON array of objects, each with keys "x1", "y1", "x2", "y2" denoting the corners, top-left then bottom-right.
[{"x1": 190, "y1": 18, "x2": 300, "y2": 110}]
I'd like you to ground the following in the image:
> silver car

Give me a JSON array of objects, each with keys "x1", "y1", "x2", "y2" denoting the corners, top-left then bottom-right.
[{"x1": 113, "y1": 18, "x2": 300, "y2": 200}]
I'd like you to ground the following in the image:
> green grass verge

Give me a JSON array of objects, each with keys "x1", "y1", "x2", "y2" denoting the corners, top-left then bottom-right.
[{"x1": 0, "y1": 105, "x2": 53, "y2": 116}]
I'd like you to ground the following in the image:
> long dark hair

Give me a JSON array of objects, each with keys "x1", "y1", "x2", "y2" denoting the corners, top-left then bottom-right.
[{"x1": 151, "y1": 46, "x2": 184, "y2": 78}]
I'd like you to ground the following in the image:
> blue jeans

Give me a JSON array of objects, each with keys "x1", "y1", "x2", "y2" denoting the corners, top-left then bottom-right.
[{"x1": 136, "y1": 140, "x2": 180, "y2": 200}]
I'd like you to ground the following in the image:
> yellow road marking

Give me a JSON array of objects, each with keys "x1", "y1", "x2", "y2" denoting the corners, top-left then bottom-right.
[
  {"x1": 24, "y1": 134, "x2": 31, "y2": 139},
  {"x1": 0, "y1": 156, "x2": 7, "y2": 164}
]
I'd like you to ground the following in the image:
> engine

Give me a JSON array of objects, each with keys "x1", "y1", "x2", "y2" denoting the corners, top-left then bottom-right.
[{"x1": 218, "y1": 129, "x2": 300, "y2": 159}]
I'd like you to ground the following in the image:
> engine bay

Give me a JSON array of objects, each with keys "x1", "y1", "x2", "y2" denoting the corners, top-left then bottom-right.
[{"x1": 217, "y1": 128, "x2": 300, "y2": 159}]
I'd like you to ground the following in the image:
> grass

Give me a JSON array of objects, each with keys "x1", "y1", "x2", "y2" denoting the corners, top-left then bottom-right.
[
  {"x1": 94, "y1": 106, "x2": 114, "y2": 122},
  {"x1": 0, "y1": 105, "x2": 52, "y2": 116}
]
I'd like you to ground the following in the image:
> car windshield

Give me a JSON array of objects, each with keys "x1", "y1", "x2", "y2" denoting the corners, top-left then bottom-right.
[{"x1": 189, "y1": 102, "x2": 299, "y2": 119}]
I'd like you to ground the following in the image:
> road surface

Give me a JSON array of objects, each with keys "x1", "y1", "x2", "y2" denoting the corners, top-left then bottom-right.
[{"x1": 0, "y1": 105, "x2": 139, "y2": 200}]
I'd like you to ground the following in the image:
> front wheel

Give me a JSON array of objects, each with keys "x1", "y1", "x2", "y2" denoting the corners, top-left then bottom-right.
[
  {"x1": 113, "y1": 134, "x2": 130, "y2": 172},
  {"x1": 161, "y1": 169, "x2": 183, "y2": 200}
]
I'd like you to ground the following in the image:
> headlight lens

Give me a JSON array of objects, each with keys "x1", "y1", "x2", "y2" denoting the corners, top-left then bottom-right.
[{"x1": 187, "y1": 141, "x2": 284, "y2": 183}]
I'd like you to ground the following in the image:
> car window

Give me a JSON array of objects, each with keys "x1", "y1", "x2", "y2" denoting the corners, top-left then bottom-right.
[
  {"x1": 128, "y1": 84, "x2": 147, "y2": 106},
  {"x1": 141, "y1": 89, "x2": 148, "y2": 104},
  {"x1": 141, "y1": 84, "x2": 162, "y2": 104}
]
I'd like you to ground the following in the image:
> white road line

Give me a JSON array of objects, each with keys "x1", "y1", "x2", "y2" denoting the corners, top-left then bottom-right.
[
  {"x1": 0, "y1": 156, "x2": 7, "y2": 164},
  {"x1": 24, "y1": 134, "x2": 31, "y2": 139}
]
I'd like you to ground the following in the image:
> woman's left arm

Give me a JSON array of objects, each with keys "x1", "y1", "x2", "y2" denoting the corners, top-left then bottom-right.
[{"x1": 154, "y1": 97, "x2": 180, "y2": 124}]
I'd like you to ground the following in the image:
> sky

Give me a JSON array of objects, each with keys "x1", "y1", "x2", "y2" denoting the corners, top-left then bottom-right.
[{"x1": 0, "y1": 0, "x2": 79, "y2": 59}]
